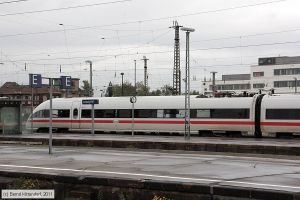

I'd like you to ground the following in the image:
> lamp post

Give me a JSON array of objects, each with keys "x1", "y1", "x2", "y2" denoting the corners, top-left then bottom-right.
[
  {"x1": 99, "y1": 86, "x2": 107, "y2": 97},
  {"x1": 85, "y1": 60, "x2": 93, "y2": 97},
  {"x1": 211, "y1": 71, "x2": 217, "y2": 97},
  {"x1": 132, "y1": 60, "x2": 137, "y2": 136},
  {"x1": 294, "y1": 77, "x2": 298, "y2": 94},
  {"x1": 181, "y1": 27, "x2": 195, "y2": 141},
  {"x1": 134, "y1": 60, "x2": 137, "y2": 95},
  {"x1": 120, "y1": 72, "x2": 124, "y2": 96}
]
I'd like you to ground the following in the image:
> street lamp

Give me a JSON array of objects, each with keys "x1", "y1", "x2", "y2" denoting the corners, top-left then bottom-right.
[
  {"x1": 132, "y1": 60, "x2": 137, "y2": 137},
  {"x1": 211, "y1": 71, "x2": 217, "y2": 97},
  {"x1": 181, "y1": 27, "x2": 195, "y2": 141},
  {"x1": 134, "y1": 60, "x2": 137, "y2": 95},
  {"x1": 85, "y1": 60, "x2": 93, "y2": 97},
  {"x1": 120, "y1": 72, "x2": 124, "y2": 96},
  {"x1": 100, "y1": 86, "x2": 107, "y2": 97},
  {"x1": 294, "y1": 77, "x2": 298, "y2": 94}
]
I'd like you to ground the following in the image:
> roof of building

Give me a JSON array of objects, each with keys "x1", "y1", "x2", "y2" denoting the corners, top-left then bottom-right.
[
  {"x1": 222, "y1": 74, "x2": 251, "y2": 81},
  {"x1": 258, "y1": 56, "x2": 300, "y2": 66},
  {"x1": 0, "y1": 82, "x2": 62, "y2": 95}
]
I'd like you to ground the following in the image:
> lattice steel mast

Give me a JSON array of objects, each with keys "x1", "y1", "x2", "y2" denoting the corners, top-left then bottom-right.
[
  {"x1": 170, "y1": 21, "x2": 182, "y2": 95},
  {"x1": 141, "y1": 56, "x2": 149, "y2": 88}
]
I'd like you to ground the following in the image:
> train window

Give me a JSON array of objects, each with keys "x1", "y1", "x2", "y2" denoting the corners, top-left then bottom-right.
[
  {"x1": 157, "y1": 110, "x2": 164, "y2": 118},
  {"x1": 190, "y1": 109, "x2": 211, "y2": 118},
  {"x1": 177, "y1": 110, "x2": 185, "y2": 118},
  {"x1": 135, "y1": 109, "x2": 157, "y2": 118},
  {"x1": 58, "y1": 110, "x2": 70, "y2": 118},
  {"x1": 32, "y1": 110, "x2": 43, "y2": 118},
  {"x1": 73, "y1": 109, "x2": 78, "y2": 117},
  {"x1": 117, "y1": 109, "x2": 132, "y2": 118},
  {"x1": 32, "y1": 110, "x2": 49, "y2": 118},
  {"x1": 164, "y1": 109, "x2": 178, "y2": 118},
  {"x1": 95, "y1": 110, "x2": 115, "y2": 118},
  {"x1": 81, "y1": 109, "x2": 91, "y2": 118},
  {"x1": 43, "y1": 110, "x2": 50, "y2": 118},
  {"x1": 266, "y1": 109, "x2": 300, "y2": 120},
  {"x1": 210, "y1": 109, "x2": 249, "y2": 119},
  {"x1": 52, "y1": 110, "x2": 58, "y2": 118}
]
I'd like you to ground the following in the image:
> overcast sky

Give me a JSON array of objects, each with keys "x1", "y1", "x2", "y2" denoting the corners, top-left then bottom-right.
[{"x1": 0, "y1": 0, "x2": 300, "y2": 95}]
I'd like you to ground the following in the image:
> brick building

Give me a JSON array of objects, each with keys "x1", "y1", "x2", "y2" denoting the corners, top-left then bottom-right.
[{"x1": 0, "y1": 78, "x2": 82, "y2": 106}]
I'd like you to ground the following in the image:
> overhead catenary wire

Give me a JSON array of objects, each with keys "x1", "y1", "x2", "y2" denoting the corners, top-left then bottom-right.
[
  {"x1": 5, "y1": 32, "x2": 172, "y2": 58},
  {"x1": 0, "y1": 0, "x2": 29, "y2": 5},
  {"x1": 0, "y1": 0, "x2": 294, "y2": 88},
  {"x1": 8, "y1": 39, "x2": 300, "y2": 63},
  {"x1": 4, "y1": 26, "x2": 299, "y2": 58},
  {"x1": 0, "y1": 63, "x2": 253, "y2": 77},
  {"x1": 0, "y1": 0, "x2": 288, "y2": 39},
  {"x1": 0, "y1": 0, "x2": 132, "y2": 17},
  {"x1": 0, "y1": 27, "x2": 167, "y2": 39},
  {"x1": 0, "y1": 0, "x2": 292, "y2": 72}
]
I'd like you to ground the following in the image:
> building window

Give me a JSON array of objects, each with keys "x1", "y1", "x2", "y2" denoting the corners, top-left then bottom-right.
[
  {"x1": 274, "y1": 68, "x2": 300, "y2": 76},
  {"x1": 253, "y1": 72, "x2": 264, "y2": 77},
  {"x1": 274, "y1": 80, "x2": 300, "y2": 88},
  {"x1": 209, "y1": 84, "x2": 250, "y2": 91},
  {"x1": 253, "y1": 83, "x2": 265, "y2": 88}
]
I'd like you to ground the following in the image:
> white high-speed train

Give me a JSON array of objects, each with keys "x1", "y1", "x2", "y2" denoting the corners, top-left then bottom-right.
[{"x1": 26, "y1": 94, "x2": 300, "y2": 137}]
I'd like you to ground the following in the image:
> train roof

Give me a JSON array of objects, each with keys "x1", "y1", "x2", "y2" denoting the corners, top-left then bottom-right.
[
  {"x1": 35, "y1": 95, "x2": 256, "y2": 110},
  {"x1": 262, "y1": 94, "x2": 300, "y2": 108}
]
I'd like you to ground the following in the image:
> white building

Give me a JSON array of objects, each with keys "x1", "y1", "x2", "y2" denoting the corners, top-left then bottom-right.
[{"x1": 202, "y1": 56, "x2": 300, "y2": 96}]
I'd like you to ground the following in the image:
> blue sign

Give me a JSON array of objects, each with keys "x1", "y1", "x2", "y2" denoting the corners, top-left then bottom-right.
[
  {"x1": 82, "y1": 99, "x2": 99, "y2": 105},
  {"x1": 61, "y1": 76, "x2": 72, "y2": 89},
  {"x1": 29, "y1": 74, "x2": 42, "y2": 88}
]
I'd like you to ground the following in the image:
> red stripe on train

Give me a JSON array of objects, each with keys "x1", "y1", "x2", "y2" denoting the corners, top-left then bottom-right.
[
  {"x1": 31, "y1": 119, "x2": 114, "y2": 123},
  {"x1": 192, "y1": 121, "x2": 254, "y2": 125},
  {"x1": 119, "y1": 120, "x2": 254, "y2": 125},
  {"x1": 31, "y1": 120, "x2": 300, "y2": 126},
  {"x1": 261, "y1": 122, "x2": 300, "y2": 126},
  {"x1": 31, "y1": 119, "x2": 254, "y2": 125}
]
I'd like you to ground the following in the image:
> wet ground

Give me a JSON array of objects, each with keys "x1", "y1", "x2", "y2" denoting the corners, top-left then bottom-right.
[{"x1": 0, "y1": 144, "x2": 299, "y2": 193}]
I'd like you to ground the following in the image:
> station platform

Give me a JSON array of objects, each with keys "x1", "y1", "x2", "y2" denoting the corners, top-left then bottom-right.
[
  {"x1": 0, "y1": 133, "x2": 300, "y2": 156},
  {"x1": 0, "y1": 144, "x2": 299, "y2": 200}
]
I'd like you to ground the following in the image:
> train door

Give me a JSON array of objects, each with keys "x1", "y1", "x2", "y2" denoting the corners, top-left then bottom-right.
[{"x1": 71, "y1": 101, "x2": 81, "y2": 130}]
